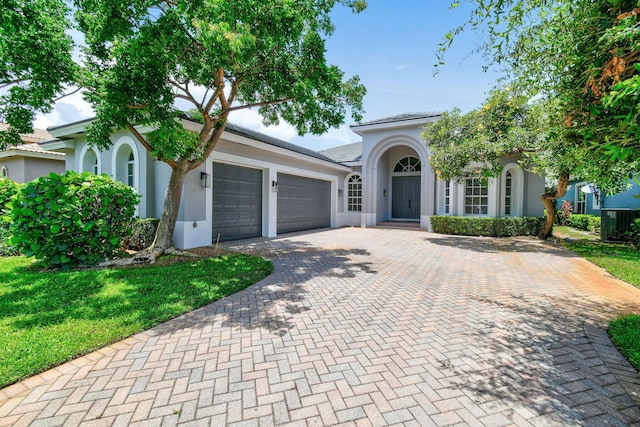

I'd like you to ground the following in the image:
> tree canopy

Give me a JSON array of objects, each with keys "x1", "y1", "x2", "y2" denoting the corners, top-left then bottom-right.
[
  {"x1": 1, "y1": 0, "x2": 367, "y2": 256},
  {"x1": 0, "y1": 0, "x2": 76, "y2": 146},
  {"x1": 439, "y1": 0, "x2": 639, "y2": 164},
  {"x1": 428, "y1": 0, "x2": 640, "y2": 237}
]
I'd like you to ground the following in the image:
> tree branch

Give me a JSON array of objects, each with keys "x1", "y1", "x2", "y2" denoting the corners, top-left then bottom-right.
[{"x1": 126, "y1": 123, "x2": 178, "y2": 169}]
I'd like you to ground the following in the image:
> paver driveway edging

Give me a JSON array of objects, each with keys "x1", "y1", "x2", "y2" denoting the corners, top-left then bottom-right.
[{"x1": 2, "y1": 227, "x2": 640, "y2": 426}]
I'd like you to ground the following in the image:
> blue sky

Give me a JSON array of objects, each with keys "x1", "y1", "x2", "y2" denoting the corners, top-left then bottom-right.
[{"x1": 34, "y1": 1, "x2": 501, "y2": 151}]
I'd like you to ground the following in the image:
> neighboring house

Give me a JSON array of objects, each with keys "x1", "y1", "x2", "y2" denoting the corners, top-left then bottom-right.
[
  {"x1": 0, "y1": 124, "x2": 65, "y2": 183},
  {"x1": 41, "y1": 113, "x2": 545, "y2": 249},
  {"x1": 558, "y1": 179, "x2": 640, "y2": 215}
]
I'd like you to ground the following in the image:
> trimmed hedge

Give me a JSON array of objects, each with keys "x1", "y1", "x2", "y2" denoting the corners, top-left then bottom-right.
[
  {"x1": 567, "y1": 214, "x2": 601, "y2": 234},
  {"x1": 10, "y1": 171, "x2": 140, "y2": 268},
  {"x1": 126, "y1": 217, "x2": 160, "y2": 250},
  {"x1": 431, "y1": 216, "x2": 545, "y2": 237}
]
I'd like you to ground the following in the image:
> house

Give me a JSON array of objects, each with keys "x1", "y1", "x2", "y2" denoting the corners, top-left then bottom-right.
[
  {"x1": 0, "y1": 124, "x2": 65, "y2": 183},
  {"x1": 558, "y1": 179, "x2": 640, "y2": 215},
  {"x1": 40, "y1": 113, "x2": 545, "y2": 249}
]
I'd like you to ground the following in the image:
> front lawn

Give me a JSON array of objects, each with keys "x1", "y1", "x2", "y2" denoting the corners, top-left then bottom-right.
[
  {"x1": 558, "y1": 233, "x2": 640, "y2": 371},
  {"x1": 0, "y1": 253, "x2": 273, "y2": 389}
]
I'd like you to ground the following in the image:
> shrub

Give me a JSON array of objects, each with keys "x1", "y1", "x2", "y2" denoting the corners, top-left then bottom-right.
[
  {"x1": 0, "y1": 178, "x2": 22, "y2": 255},
  {"x1": 626, "y1": 218, "x2": 640, "y2": 249},
  {"x1": 557, "y1": 200, "x2": 572, "y2": 225},
  {"x1": 126, "y1": 217, "x2": 160, "y2": 250},
  {"x1": 430, "y1": 216, "x2": 545, "y2": 237},
  {"x1": 10, "y1": 171, "x2": 140, "y2": 268},
  {"x1": 568, "y1": 214, "x2": 601, "y2": 234}
]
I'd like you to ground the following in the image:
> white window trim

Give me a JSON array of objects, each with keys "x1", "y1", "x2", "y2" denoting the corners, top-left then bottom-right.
[
  {"x1": 464, "y1": 178, "x2": 489, "y2": 216},
  {"x1": 575, "y1": 181, "x2": 587, "y2": 214},
  {"x1": 500, "y1": 164, "x2": 524, "y2": 217},
  {"x1": 345, "y1": 172, "x2": 363, "y2": 212},
  {"x1": 112, "y1": 137, "x2": 140, "y2": 193}
]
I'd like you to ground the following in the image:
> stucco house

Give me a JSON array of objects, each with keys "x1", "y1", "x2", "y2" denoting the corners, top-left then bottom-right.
[
  {"x1": 0, "y1": 124, "x2": 65, "y2": 183},
  {"x1": 40, "y1": 113, "x2": 545, "y2": 249}
]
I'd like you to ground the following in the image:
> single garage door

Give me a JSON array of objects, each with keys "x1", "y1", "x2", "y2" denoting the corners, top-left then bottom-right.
[
  {"x1": 277, "y1": 173, "x2": 330, "y2": 234},
  {"x1": 212, "y1": 162, "x2": 262, "y2": 241}
]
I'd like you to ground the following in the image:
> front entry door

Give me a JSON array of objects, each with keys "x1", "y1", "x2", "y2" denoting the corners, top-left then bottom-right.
[{"x1": 392, "y1": 176, "x2": 420, "y2": 219}]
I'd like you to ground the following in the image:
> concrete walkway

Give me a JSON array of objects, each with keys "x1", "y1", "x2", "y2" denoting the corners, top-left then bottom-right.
[{"x1": 2, "y1": 228, "x2": 640, "y2": 426}]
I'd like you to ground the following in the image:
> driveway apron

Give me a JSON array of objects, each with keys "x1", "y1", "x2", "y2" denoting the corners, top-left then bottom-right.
[{"x1": 2, "y1": 228, "x2": 640, "y2": 426}]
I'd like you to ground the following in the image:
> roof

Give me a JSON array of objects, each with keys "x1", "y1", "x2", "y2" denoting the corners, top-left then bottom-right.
[
  {"x1": 0, "y1": 123, "x2": 53, "y2": 143},
  {"x1": 351, "y1": 112, "x2": 442, "y2": 128},
  {"x1": 319, "y1": 142, "x2": 362, "y2": 163},
  {"x1": 0, "y1": 123, "x2": 64, "y2": 159},
  {"x1": 223, "y1": 122, "x2": 339, "y2": 164}
]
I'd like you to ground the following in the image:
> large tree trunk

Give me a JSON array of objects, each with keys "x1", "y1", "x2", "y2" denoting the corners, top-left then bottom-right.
[
  {"x1": 539, "y1": 172, "x2": 570, "y2": 239},
  {"x1": 135, "y1": 160, "x2": 191, "y2": 262}
]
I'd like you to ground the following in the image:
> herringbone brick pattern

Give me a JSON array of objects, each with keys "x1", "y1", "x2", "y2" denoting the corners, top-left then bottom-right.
[{"x1": 2, "y1": 228, "x2": 640, "y2": 426}]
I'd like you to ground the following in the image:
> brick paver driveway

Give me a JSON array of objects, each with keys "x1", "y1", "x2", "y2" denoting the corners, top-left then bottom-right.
[{"x1": 2, "y1": 228, "x2": 640, "y2": 426}]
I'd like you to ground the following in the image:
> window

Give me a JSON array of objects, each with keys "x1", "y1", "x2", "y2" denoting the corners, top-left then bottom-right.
[
  {"x1": 504, "y1": 171, "x2": 512, "y2": 216},
  {"x1": 465, "y1": 178, "x2": 488, "y2": 215},
  {"x1": 82, "y1": 148, "x2": 100, "y2": 174},
  {"x1": 575, "y1": 183, "x2": 586, "y2": 214},
  {"x1": 127, "y1": 151, "x2": 135, "y2": 187},
  {"x1": 444, "y1": 181, "x2": 451, "y2": 214},
  {"x1": 394, "y1": 156, "x2": 421, "y2": 173},
  {"x1": 0, "y1": 166, "x2": 7, "y2": 179},
  {"x1": 347, "y1": 174, "x2": 362, "y2": 212}
]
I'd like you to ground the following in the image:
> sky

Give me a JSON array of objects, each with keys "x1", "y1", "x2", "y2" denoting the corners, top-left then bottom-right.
[{"x1": 34, "y1": 1, "x2": 501, "y2": 152}]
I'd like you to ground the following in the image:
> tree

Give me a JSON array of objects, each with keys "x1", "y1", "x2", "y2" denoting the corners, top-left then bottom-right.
[
  {"x1": 0, "y1": 0, "x2": 76, "y2": 146},
  {"x1": 432, "y1": 0, "x2": 640, "y2": 237},
  {"x1": 1, "y1": 0, "x2": 367, "y2": 259}
]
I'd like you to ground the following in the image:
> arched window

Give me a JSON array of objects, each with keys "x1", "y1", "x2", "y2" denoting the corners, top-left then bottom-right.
[
  {"x1": 501, "y1": 165, "x2": 524, "y2": 217},
  {"x1": 444, "y1": 180, "x2": 451, "y2": 214},
  {"x1": 127, "y1": 151, "x2": 135, "y2": 187},
  {"x1": 504, "y1": 171, "x2": 512, "y2": 216},
  {"x1": 347, "y1": 174, "x2": 362, "y2": 212},
  {"x1": 0, "y1": 166, "x2": 7, "y2": 179},
  {"x1": 113, "y1": 139, "x2": 138, "y2": 192},
  {"x1": 393, "y1": 156, "x2": 421, "y2": 173},
  {"x1": 81, "y1": 148, "x2": 100, "y2": 174}
]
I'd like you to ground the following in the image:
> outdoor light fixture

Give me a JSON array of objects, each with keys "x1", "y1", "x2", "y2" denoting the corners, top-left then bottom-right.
[
  {"x1": 272, "y1": 180, "x2": 278, "y2": 193},
  {"x1": 338, "y1": 189, "x2": 343, "y2": 197},
  {"x1": 200, "y1": 172, "x2": 210, "y2": 188},
  {"x1": 581, "y1": 183, "x2": 599, "y2": 204},
  {"x1": 383, "y1": 189, "x2": 388, "y2": 197}
]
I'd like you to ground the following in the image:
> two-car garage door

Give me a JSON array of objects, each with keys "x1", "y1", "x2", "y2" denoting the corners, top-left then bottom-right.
[{"x1": 212, "y1": 163, "x2": 331, "y2": 241}]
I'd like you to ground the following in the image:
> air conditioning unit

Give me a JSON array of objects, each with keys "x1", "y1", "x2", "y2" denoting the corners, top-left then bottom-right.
[{"x1": 600, "y1": 209, "x2": 639, "y2": 241}]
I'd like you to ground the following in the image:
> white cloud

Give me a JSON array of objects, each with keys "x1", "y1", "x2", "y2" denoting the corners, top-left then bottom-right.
[
  {"x1": 34, "y1": 90, "x2": 93, "y2": 130},
  {"x1": 228, "y1": 109, "x2": 298, "y2": 142}
]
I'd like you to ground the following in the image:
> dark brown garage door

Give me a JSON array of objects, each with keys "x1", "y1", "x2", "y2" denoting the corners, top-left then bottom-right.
[{"x1": 277, "y1": 173, "x2": 330, "y2": 234}]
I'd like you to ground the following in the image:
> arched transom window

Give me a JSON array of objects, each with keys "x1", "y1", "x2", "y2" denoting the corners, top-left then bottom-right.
[
  {"x1": 347, "y1": 174, "x2": 362, "y2": 212},
  {"x1": 394, "y1": 156, "x2": 421, "y2": 173}
]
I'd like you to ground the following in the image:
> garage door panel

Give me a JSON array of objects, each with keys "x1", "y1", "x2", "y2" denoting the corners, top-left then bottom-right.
[
  {"x1": 212, "y1": 163, "x2": 262, "y2": 241},
  {"x1": 277, "y1": 173, "x2": 330, "y2": 234}
]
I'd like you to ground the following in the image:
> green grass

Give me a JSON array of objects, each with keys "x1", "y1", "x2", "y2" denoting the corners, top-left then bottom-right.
[
  {"x1": 0, "y1": 254, "x2": 273, "y2": 388},
  {"x1": 609, "y1": 315, "x2": 640, "y2": 371},
  {"x1": 560, "y1": 238, "x2": 640, "y2": 287},
  {"x1": 557, "y1": 230, "x2": 640, "y2": 370}
]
